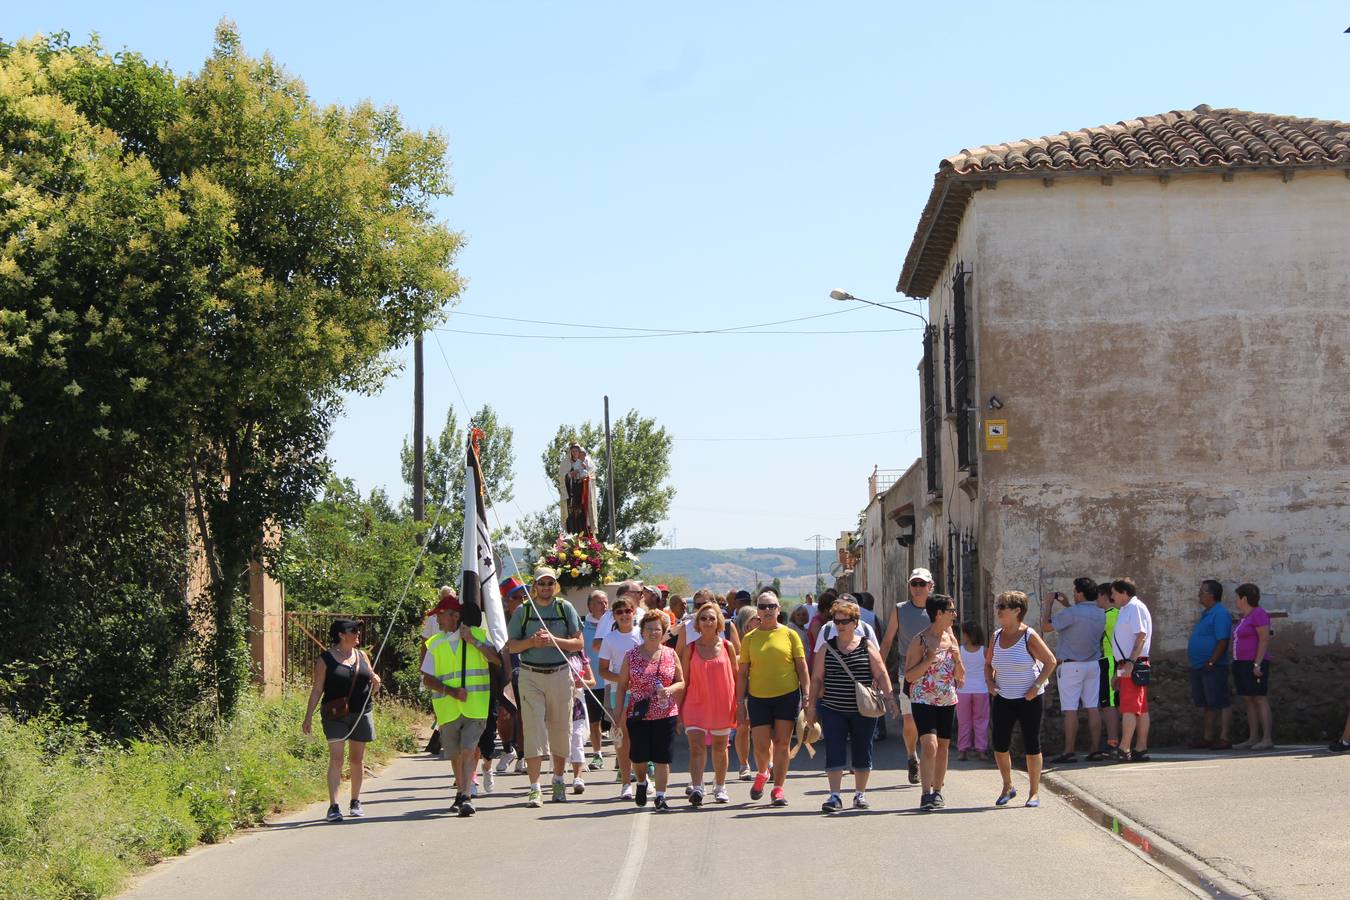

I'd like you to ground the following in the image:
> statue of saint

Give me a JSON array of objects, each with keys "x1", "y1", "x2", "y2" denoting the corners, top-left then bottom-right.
[{"x1": 558, "y1": 443, "x2": 599, "y2": 535}]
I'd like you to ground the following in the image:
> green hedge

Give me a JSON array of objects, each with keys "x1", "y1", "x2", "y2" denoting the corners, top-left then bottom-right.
[{"x1": 0, "y1": 692, "x2": 422, "y2": 899}]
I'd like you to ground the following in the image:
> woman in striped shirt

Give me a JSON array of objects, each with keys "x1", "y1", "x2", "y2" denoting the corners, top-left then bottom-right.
[
  {"x1": 985, "y1": 591, "x2": 1057, "y2": 808},
  {"x1": 805, "y1": 598, "x2": 899, "y2": 813}
]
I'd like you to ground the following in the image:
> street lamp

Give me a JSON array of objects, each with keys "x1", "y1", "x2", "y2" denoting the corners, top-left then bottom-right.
[{"x1": 829, "y1": 288, "x2": 928, "y2": 327}]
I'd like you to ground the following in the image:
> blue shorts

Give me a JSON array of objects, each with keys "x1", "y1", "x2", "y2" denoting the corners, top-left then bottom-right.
[
  {"x1": 1188, "y1": 666, "x2": 1231, "y2": 709},
  {"x1": 747, "y1": 689, "x2": 800, "y2": 727}
]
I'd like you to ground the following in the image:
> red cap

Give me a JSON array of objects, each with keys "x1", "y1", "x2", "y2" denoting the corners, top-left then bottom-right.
[
  {"x1": 499, "y1": 576, "x2": 526, "y2": 598},
  {"x1": 429, "y1": 594, "x2": 461, "y2": 616},
  {"x1": 657, "y1": 584, "x2": 669, "y2": 593}
]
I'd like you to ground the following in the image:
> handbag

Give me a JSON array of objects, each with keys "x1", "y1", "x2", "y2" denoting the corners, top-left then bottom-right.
[
  {"x1": 1112, "y1": 631, "x2": 1150, "y2": 686},
  {"x1": 321, "y1": 650, "x2": 364, "y2": 721},
  {"x1": 824, "y1": 638, "x2": 887, "y2": 718}
]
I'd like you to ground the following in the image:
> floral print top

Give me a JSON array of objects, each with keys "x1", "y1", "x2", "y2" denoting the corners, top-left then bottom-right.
[
  {"x1": 624, "y1": 645, "x2": 680, "y2": 721},
  {"x1": 910, "y1": 637, "x2": 958, "y2": 707}
]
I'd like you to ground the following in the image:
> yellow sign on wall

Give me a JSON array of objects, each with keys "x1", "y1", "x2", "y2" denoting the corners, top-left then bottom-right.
[{"x1": 984, "y1": 419, "x2": 1008, "y2": 451}]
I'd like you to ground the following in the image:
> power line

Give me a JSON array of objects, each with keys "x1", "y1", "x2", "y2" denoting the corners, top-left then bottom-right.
[
  {"x1": 448, "y1": 305, "x2": 868, "y2": 334},
  {"x1": 431, "y1": 326, "x2": 923, "y2": 340},
  {"x1": 676, "y1": 428, "x2": 919, "y2": 442}
]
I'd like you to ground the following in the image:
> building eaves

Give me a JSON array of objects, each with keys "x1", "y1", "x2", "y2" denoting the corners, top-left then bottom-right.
[{"x1": 896, "y1": 104, "x2": 1350, "y2": 299}]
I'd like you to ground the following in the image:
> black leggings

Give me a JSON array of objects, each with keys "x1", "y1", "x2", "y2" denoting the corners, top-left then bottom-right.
[{"x1": 991, "y1": 694, "x2": 1043, "y2": 755}]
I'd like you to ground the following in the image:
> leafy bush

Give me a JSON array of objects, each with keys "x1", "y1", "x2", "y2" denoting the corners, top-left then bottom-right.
[{"x1": 0, "y1": 692, "x2": 421, "y2": 899}]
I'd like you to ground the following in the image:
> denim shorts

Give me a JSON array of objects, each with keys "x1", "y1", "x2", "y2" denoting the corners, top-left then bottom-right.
[{"x1": 1189, "y1": 666, "x2": 1231, "y2": 709}]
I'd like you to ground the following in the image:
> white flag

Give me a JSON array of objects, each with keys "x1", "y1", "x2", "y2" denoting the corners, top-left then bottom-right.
[{"x1": 462, "y1": 431, "x2": 507, "y2": 650}]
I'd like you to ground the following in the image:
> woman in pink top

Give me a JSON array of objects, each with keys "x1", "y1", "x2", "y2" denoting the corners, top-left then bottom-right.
[
  {"x1": 1231, "y1": 583, "x2": 1274, "y2": 750},
  {"x1": 679, "y1": 601, "x2": 739, "y2": 806},
  {"x1": 616, "y1": 611, "x2": 684, "y2": 811}
]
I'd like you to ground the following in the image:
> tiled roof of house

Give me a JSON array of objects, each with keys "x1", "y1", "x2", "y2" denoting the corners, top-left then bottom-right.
[{"x1": 897, "y1": 105, "x2": 1350, "y2": 297}]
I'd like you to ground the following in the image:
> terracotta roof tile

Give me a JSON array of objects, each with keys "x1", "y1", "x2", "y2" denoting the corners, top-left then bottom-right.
[{"x1": 898, "y1": 105, "x2": 1350, "y2": 297}]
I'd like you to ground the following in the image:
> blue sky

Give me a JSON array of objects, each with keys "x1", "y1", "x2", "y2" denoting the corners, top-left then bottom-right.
[{"x1": 12, "y1": 2, "x2": 1347, "y2": 548}]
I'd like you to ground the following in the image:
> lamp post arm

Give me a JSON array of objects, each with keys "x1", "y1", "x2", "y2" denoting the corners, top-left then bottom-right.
[{"x1": 850, "y1": 295, "x2": 928, "y2": 327}]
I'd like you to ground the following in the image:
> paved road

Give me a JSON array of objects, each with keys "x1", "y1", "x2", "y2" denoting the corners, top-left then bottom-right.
[
  {"x1": 1049, "y1": 745, "x2": 1349, "y2": 898},
  {"x1": 126, "y1": 734, "x2": 1192, "y2": 900}
]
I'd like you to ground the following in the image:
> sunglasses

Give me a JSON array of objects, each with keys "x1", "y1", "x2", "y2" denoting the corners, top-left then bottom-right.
[
  {"x1": 340, "y1": 626, "x2": 361, "y2": 634},
  {"x1": 909, "y1": 581, "x2": 928, "y2": 587},
  {"x1": 757, "y1": 603, "x2": 778, "y2": 610},
  {"x1": 833, "y1": 617, "x2": 856, "y2": 625},
  {"x1": 536, "y1": 579, "x2": 557, "y2": 586}
]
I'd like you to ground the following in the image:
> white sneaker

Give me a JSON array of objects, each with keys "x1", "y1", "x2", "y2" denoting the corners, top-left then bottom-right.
[
  {"x1": 495, "y1": 751, "x2": 516, "y2": 774},
  {"x1": 483, "y1": 770, "x2": 495, "y2": 794},
  {"x1": 713, "y1": 786, "x2": 730, "y2": 803},
  {"x1": 470, "y1": 782, "x2": 479, "y2": 797},
  {"x1": 738, "y1": 765, "x2": 753, "y2": 781},
  {"x1": 572, "y1": 777, "x2": 586, "y2": 795},
  {"x1": 515, "y1": 758, "x2": 527, "y2": 775},
  {"x1": 620, "y1": 783, "x2": 635, "y2": 801}
]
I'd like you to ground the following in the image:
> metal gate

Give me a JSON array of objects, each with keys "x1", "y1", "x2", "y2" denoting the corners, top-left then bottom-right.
[{"x1": 284, "y1": 611, "x2": 395, "y2": 684}]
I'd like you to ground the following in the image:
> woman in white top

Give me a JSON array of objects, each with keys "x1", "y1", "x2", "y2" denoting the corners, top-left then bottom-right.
[
  {"x1": 985, "y1": 591, "x2": 1057, "y2": 808},
  {"x1": 599, "y1": 597, "x2": 644, "y2": 800}
]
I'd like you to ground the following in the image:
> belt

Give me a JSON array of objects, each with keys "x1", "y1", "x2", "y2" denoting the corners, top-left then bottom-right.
[
  {"x1": 520, "y1": 662, "x2": 567, "y2": 674},
  {"x1": 1064, "y1": 658, "x2": 1098, "y2": 663}
]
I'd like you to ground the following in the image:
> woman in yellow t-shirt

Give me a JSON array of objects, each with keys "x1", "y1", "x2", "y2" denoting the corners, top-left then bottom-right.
[{"x1": 737, "y1": 590, "x2": 809, "y2": 807}]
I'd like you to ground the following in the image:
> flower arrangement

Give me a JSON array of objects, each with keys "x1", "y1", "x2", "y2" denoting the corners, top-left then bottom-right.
[{"x1": 537, "y1": 532, "x2": 640, "y2": 589}]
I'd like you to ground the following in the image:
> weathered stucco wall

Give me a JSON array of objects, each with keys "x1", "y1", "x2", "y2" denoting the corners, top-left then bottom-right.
[{"x1": 967, "y1": 171, "x2": 1350, "y2": 664}]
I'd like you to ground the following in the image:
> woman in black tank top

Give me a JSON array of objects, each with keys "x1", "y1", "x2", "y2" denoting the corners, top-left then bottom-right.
[{"x1": 303, "y1": 618, "x2": 382, "y2": 822}]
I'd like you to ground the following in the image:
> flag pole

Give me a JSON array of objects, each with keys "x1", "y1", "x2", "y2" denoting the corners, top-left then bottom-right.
[{"x1": 603, "y1": 396, "x2": 618, "y2": 543}]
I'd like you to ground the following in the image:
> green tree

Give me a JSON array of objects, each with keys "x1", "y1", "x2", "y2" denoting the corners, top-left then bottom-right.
[
  {"x1": 400, "y1": 403, "x2": 515, "y2": 583},
  {"x1": 274, "y1": 477, "x2": 439, "y2": 614},
  {"x1": 0, "y1": 26, "x2": 463, "y2": 726},
  {"x1": 537, "y1": 410, "x2": 674, "y2": 554}
]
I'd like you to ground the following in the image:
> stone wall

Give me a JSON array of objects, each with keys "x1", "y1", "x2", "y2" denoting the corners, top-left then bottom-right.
[{"x1": 1034, "y1": 646, "x2": 1350, "y2": 753}]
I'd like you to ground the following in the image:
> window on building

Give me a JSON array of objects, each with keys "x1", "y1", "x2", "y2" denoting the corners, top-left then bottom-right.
[
  {"x1": 927, "y1": 539, "x2": 944, "y2": 594},
  {"x1": 951, "y1": 264, "x2": 977, "y2": 474},
  {"x1": 921, "y1": 325, "x2": 942, "y2": 496}
]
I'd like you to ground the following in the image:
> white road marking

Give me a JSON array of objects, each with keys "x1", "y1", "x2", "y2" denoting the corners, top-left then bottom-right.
[
  {"x1": 608, "y1": 808, "x2": 650, "y2": 900},
  {"x1": 1082, "y1": 764, "x2": 1222, "y2": 775}
]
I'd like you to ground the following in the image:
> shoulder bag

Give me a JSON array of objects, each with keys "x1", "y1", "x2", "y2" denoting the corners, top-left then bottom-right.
[
  {"x1": 824, "y1": 638, "x2": 886, "y2": 718},
  {"x1": 321, "y1": 650, "x2": 364, "y2": 721},
  {"x1": 1112, "y1": 631, "x2": 1151, "y2": 686}
]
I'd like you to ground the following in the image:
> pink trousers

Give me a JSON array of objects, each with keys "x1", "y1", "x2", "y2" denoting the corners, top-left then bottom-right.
[{"x1": 956, "y1": 693, "x2": 990, "y2": 752}]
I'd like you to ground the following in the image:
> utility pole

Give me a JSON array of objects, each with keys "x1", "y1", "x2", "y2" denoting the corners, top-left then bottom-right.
[
  {"x1": 603, "y1": 396, "x2": 617, "y2": 543},
  {"x1": 413, "y1": 335, "x2": 425, "y2": 532},
  {"x1": 805, "y1": 534, "x2": 827, "y2": 593}
]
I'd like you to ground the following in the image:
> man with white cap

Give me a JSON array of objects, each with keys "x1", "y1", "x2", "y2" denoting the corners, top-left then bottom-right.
[
  {"x1": 504, "y1": 566, "x2": 584, "y2": 806},
  {"x1": 880, "y1": 567, "x2": 937, "y2": 785}
]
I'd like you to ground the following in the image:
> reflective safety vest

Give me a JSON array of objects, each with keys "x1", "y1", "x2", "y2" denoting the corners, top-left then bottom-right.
[{"x1": 427, "y1": 627, "x2": 491, "y2": 725}]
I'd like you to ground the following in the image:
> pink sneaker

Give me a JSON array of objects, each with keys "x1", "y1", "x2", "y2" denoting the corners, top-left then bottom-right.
[
  {"x1": 770, "y1": 786, "x2": 787, "y2": 807},
  {"x1": 749, "y1": 771, "x2": 769, "y2": 801}
]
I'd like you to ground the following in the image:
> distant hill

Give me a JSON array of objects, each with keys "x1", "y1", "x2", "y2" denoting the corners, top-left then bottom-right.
[
  {"x1": 640, "y1": 547, "x2": 825, "y2": 597},
  {"x1": 501, "y1": 546, "x2": 827, "y2": 598}
]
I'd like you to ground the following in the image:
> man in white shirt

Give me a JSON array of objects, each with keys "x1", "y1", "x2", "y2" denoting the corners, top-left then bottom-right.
[
  {"x1": 814, "y1": 593, "x2": 880, "y2": 650},
  {"x1": 1110, "y1": 576, "x2": 1154, "y2": 762}
]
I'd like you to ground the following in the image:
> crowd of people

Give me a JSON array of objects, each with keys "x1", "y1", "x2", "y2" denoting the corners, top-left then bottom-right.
[{"x1": 301, "y1": 567, "x2": 1345, "y2": 821}]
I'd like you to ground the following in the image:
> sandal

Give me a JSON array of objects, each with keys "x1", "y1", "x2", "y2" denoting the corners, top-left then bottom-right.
[
  {"x1": 1049, "y1": 752, "x2": 1077, "y2": 764},
  {"x1": 1085, "y1": 751, "x2": 1107, "y2": 762},
  {"x1": 1130, "y1": 751, "x2": 1151, "y2": 762}
]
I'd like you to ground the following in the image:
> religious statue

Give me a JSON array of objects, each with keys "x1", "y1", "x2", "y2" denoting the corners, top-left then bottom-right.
[{"x1": 557, "y1": 443, "x2": 599, "y2": 535}]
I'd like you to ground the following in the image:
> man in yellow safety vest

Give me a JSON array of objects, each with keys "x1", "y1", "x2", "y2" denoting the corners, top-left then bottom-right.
[{"x1": 422, "y1": 590, "x2": 501, "y2": 817}]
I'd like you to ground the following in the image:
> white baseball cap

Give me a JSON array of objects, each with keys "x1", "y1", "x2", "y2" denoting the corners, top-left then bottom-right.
[{"x1": 909, "y1": 568, "x2": 934, "y2": 585}]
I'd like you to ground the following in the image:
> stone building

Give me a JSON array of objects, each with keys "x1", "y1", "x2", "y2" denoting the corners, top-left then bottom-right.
[{"x1": 887, "y1": 105, "x2": 1350, "y2": 741}]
